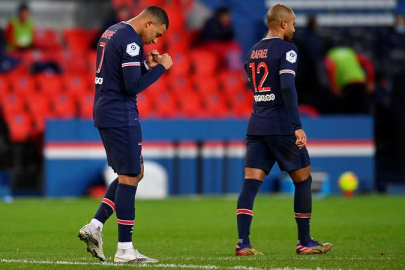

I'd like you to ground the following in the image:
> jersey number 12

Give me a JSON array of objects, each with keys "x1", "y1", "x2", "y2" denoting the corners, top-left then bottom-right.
[{"x1": 248, "y1": 62, "x2": 271, "y2": 92}]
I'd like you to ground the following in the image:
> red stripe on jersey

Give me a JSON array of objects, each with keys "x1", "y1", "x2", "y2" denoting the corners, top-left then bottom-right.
[
  {"x1": 117, "y1": 219, "x2": 134, "y2": 225},
  {"x1": 102, "y1": 198, "x2": 115, "y2": 211},
  {"x1": 122, "y1": 62, "x2": 141, "y2": 67},
  {"x1": 236, "y1": 209, "x2": 253, "y2": 216},
  {"x1": 279, "y1": 69, "x2": 296, "y2": 76},
  {"x1": 295, "y1": 213, "x2": 311, "y2": 218}
]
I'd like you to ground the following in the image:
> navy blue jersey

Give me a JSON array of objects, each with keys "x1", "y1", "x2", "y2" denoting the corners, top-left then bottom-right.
[
  {"x1": 93, "y1": 22, "x2": 166, "y2": 127},
  {"x1": 245, "y1": 37, "x2": 299, "y2": 135}
]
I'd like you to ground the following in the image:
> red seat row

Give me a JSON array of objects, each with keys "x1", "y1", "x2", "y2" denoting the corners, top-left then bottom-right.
[
  {"x1": 2, "y1": 92, "x2": 94, "y2": 142},
  {"x1": 0, "y1": 73, "x2": 92, "y2": 99}
]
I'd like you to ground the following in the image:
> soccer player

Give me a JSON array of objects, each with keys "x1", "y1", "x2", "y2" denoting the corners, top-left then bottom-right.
[
  {"x1": 78, "y1": 6, "x2": 172, "y2": 263},
  {"x1": 235, "y1": 4, "x2": 332, "y2": 256}
]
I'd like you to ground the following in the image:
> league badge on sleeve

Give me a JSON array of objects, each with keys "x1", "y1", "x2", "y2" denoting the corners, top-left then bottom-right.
[
  {"x1": 286, "y1": 50, "x2": 297, "y2": 64},
  {"x1": 126, "y1": 42, "x2": 140, "y2": 57}
]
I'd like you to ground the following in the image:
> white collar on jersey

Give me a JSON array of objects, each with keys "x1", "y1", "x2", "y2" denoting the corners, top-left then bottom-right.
[
  {"x1": 122, "y1": 21, "x2": 137, "y2": 34},
  {"x1": 262, "y1": 36, "x2": 281, "y2": 40}
]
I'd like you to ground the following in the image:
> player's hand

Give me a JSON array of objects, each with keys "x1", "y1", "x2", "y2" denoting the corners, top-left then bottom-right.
[
  {"x1": 295, "y1": 129, "x2": 307, "y2": 149},
  {"x1": 145, "y1": 49, "x2": 160, "y2": 68},
  {"x1": 157, "y1": 53, "x2": 173, "y2": 70}
]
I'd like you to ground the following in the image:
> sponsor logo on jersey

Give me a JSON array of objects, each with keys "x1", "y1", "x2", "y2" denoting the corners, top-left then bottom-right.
[
  {"x1": 254, "y1": 94, "x2": 275, "y2": 102},
  {"x1": 95, "y1": 77, "x2": 103, "y2": 85},
  {"x1": 101, "y1": 30, "x2": 116, "y2": 40},
  {"x1": 126, "y1": 42, "x2": 140, "y2": 57},
  {"x1": 286, "y1": 50, "x2": 297, "y2": 64}
]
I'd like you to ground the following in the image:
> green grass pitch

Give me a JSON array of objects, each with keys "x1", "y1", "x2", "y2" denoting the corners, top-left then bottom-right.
[{"x1": 0, "y1": 195, "x2": 404, "y2": 269}]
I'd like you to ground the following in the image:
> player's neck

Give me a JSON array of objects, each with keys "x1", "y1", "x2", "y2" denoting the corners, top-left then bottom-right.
[
  {"x1": 126, "y1": 17, "x2": 141, "y2": 35},
  {"x1": 266, "y1": 29, "x2": 283, "y2": 39}
]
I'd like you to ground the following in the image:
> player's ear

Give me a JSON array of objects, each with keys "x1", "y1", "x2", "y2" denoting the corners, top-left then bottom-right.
[
  {"x1": 281, "y1": 20, "x2": 287, "y2": 29},
  {"x1": 145, "y1": 20, "x2": 154, "y2": 28}
]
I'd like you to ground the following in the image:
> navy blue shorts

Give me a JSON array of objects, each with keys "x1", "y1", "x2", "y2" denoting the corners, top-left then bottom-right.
[
  {"x1": 245, "y1": 135, "x2": 310, "y2": 173},
  {"x1": 98, "y1": 125, "x2": 143, "y2": 176}
]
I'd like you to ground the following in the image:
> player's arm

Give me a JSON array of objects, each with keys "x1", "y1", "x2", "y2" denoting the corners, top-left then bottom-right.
[
  {"x1": 280, "y1": 74, "x2": 302, "y2": 130},
  {"x1": 140, "y1": 61, "x2": 149, "y2": 75},
  {"x1": 122, "y1": 61, "x2": 166, "y2": 96},
  {"x1": 279, "y1": 46, "x2": 306, "y2": 148},
  {"x1": 121, "y1": 41, "x2": 171, "y2": 96}
]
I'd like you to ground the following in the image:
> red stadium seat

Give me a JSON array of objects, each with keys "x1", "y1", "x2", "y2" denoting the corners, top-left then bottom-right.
[
  {"x1": 177, "y1": 91, "x2": 203, "y2": 118},
  {"x1": 63, "y1": 74, "x2": 90, "y2": 99},
  {"x1": 26, "y1": 94, "x2": 52, "y2": 136},
  {"x1": 164, "y1": 1, "x2": 186, "y2": 32},
  {"x1": 0, "y1": 76, "x2": 10, "y2": 98},
  {"x1": 88, "y1": 50, "x2": 97, "y2": 74},
  {"x1": 31, "y1": 114, "x2": 46, "y2": 136},
  {"x1": 190, "y1": 49, "x2": 218, "y2": 76},
  {"x1": 200, "y1": 92, "x2": 228, "y2": 118},
  {"x1": 36, "y1": 74, "x2": 63, "y2": 97},
  {"x1": 34, "y1": 29, "x2": 61, "y2": 50},
  {"x1": 168, "y1": 75, "x2": 193, "y2": 97},
  {"x1": 137, "y1": 93, "x2": 153, "y2": 118},
  {"x1": 26, "y1": 94, "x2": 52, "y2": 119},
  {"x1": 57, "y1": 51, "x2": 89, "y2": 74},
  {"x1": 88, "y1": 75, "x2": 96, "y2": 92},
  {"x1": 18, "y1": 49, "x2": 46, "y2": 65},
  {"x1": 2, "y1": 94, "x2": 25, "y2": 119},
  {"x1": 9, "y1": 75, "x2": 36, "y2": 99},
  {"x1": 192, "y1": 76, "x2": 220, "y2": 95},
  {"x1": 228, "y1": 90, "x2": 253, "y2": 118},
  {"x1": 198, "y1": 41, "x2": 243, "y2": 70},
  {"x1": 112, "y1": 0, "x2": 135, "y2": 9},
  {"x1": 165, "y1": 31, "x2": 190, "y2": 52},
  {"x1": 219, "y1": 70, "x2": 246, "y2": 95},
  {"x1": 146, "y1": 74, "x2": 167, "y2": 97},
  {"x1": 154, "y1": 92, "x2": 178, "y2": 118},
  {"x1": 166, "y1": 52, "x2": 191, "y2": 77},
  {"x1": 63, "y1": 28, "x2": 93, "y2": 53},
  {"x1": 51, "y1": 93, "x2": 76, "y2": 119},
  {"x1": 5, "y1": 112, "x2": 32, "y2": 143},
  {"x1": 78, "y1": 93, "x2": 94, "y2": 119}
]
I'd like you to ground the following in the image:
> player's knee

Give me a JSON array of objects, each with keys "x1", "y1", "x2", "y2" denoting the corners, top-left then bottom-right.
[
  {"x1": 245, "y1": 167, "x2": 266, "y2": 180},
  {"x1": 289, "y1": 166, "x2": 311, "y2": 183},
  {"x1": 118, "y1": 174, "x2": 139, "y2": 186},
  {"x1": 138, "y1": 171, "x2": 144, "y2": 181}
]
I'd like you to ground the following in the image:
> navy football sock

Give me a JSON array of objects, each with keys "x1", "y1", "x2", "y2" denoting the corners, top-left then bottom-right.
[
  {"x1": 294, "y1": 175, "x2": 312, "y2": 245},
  {"x1": 115, "y1": 183, "x2": 137, "y2": 244},
  {"x1": 237, "y1": 179, "x2": 262, "y2": 246},
  {"x1": 93, "y1": 178, "x2": 118, "y2": 225}
]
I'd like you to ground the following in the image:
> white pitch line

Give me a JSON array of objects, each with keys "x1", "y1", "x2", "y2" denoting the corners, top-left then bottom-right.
[
  {"x1": 0, "y1": 258, "x2": 341, "y2": 270},
  {"x1": 0, "y1": 258, "x2": 284, "y2": 270}
]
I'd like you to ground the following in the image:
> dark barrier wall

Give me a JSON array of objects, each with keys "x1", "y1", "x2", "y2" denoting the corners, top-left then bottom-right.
[{"x1": 44, "y1": 117, "x2": 374, "y2": 196}]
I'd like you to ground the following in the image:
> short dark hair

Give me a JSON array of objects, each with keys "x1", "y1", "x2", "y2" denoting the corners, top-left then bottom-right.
[
  {"x1": 145, "y1": 6, "x2": 169, "y2": 30},
  {"x1": 18, "y1": 3, "x2": 29, "y2": 14}
]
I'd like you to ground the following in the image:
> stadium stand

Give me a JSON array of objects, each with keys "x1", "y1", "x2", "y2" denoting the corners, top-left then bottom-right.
[{"x1": 0, "y1": 0, "x2": 404, "y2": 194}]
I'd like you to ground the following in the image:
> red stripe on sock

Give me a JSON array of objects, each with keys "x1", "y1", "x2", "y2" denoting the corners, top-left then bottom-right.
[
  {"x1": 102, "y1": 198, "x2": 115, "y2": 211},
  {"x1": 117, "y1": 219, "x2": 134, "y2": 225},
  {"x1": 236, "y1": 209, "x2": 253, "y2": 216},
  {"x1": 295, "y1": 213, "x2": 311, "y2": 218}
]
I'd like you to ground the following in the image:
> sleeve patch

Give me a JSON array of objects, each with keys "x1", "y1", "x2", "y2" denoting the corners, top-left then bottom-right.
[
  {"x1": 126, "y1": 42, "x2": 140, "y2": 57},
  {"x1": 286, "y1": 50, "x2": 297, "y2": 64}
]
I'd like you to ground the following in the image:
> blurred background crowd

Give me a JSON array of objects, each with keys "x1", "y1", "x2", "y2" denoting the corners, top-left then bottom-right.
[{"x1": 0, "y1": 0, "x2": 404, "y2": 195}]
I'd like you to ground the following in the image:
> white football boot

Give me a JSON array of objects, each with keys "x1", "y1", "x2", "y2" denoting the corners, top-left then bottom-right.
[
  {"x1": 114, "y1": 248, "x2": 158, "y2": 263},
  {"x1": 78, "y1": 223, "x2": 105, "y2": 261}
]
